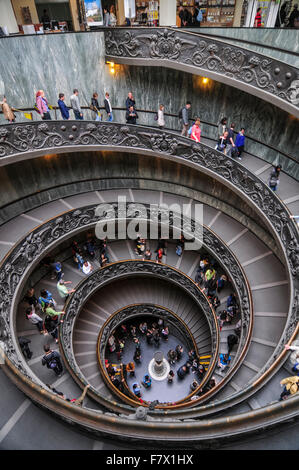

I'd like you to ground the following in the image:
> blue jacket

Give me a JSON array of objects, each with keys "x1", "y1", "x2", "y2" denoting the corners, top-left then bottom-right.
[
  {"x1": 58, "y1": 99, "x2": 69, "y2": 120},
  {"x1": 235, "y1": 132, "x2": 245, "y2": 147}
]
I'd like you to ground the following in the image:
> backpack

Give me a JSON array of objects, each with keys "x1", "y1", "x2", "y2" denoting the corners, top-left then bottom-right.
[
  {"x1": 34, "y1": 103, "x2": 41, "y2": 114},
  {"x1": 231, "y1": 147, "x2": 239, "y2": 158},
  {"x1": 176, "y1": 245, "x2": 183, "y2": 256},
  {"x1": 197, "y1": 9, "x2": 203, "y2": 22},
  {"x1": 269, "y1": 175, "x2": 278, "y2": 186},
  {"x1": 44, "y1": 354, "x2": 57, "y2": 369},
  {"x1": 49, "y1": 360, "x2": 57, "y2": 369},
  {"x1": 154, "y1": 113, "x2": 158, "y2": 121},
  {"x1": 178, "y1": 108, "x2": 183, "y2": 119}
]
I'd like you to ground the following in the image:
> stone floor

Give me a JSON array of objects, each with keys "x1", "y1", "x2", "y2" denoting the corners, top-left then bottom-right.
[{"x1": 107, "y1": 329, "x2": 200, "y2": 403}]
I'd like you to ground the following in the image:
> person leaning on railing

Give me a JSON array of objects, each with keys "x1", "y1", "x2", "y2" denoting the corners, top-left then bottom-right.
[
  {"x1": 0, "y1": 96, "x2": 16, "y2": 123},
  {"x1": 90, "y1": 92, "x2": 101, "y2": 121},
  {"x1": 57, "y1": 93, "x2": 70, "y2": 120},
  {"x1": 36, "y1": 90, "x2": 51, "y2": 121},
  {"x1": 70, "y1": 89, "x2": 83, "y2": 120},
  {"x1": 47, "y1": 383, "x2": 91, "y2": 405},
  {"x1": 279, "y1": 376, "x2": 299, "y2": 401}
]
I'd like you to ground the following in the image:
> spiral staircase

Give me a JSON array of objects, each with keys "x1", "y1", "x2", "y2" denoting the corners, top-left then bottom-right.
[
  {"x1": 0, "y1": 114, "x2": 297, "y2": 449},
  {"x1": 0, "y1": 22, "x2": 298, "y2": 451}
]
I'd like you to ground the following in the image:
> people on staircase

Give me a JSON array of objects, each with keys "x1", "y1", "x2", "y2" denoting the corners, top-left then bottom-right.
[
  {"x1": 56, "y1": 279, "x2": 75, "y2": 300},
  {"x1": 269, "y1": 164, "x2": 282, "y2": 191},
  {"x1": 42, "y1": 344, "x2": 63, "y2": 376},
  {"x1": 25, "y1": 307, "x2": 46, "y2": 335}
]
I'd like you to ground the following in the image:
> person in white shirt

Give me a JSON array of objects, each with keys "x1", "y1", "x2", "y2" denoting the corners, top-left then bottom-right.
[
  {"x1": 82, "y1": 261, "x2": 93, "y2": 275},
  {"x1": 158, "y1": 104, "x2": 165, "y2": 129},
  {"x1": 285, "y1": 343, "x2": 299, "y2": 364},
  {"x1": 104, "y1": 92, "x2": 113, "y2": 122},
  {"x1": 26, "y1": 307, "x2": 46, "y2": 334}
]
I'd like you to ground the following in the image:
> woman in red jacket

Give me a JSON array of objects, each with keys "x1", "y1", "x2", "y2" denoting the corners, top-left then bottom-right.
[{"x1": 191, "y1": 118, "x2": 201, "y2": 143}]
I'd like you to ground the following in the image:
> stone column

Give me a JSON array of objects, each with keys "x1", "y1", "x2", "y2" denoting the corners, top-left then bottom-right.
[
  {"x1": 0, "y1": 0, "x2": 19, "y2": 34},
  {"x1": 154, "y1": 351, "x2": 164, "y2": 374},
  {"x1": 159, "y1": 0, "x2": 177, "y2": 27},
  {"x1": 116, "y1": 0, "x2": 126, "y2": 26},
  {"x1": 233, "y1": 0, "x2": 244, "y2": 27}
]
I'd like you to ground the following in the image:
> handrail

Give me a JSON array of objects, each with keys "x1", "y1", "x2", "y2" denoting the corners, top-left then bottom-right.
[
  {"x1": 0, "y1": 121, "x2": 297, "y2": 435},
  {"x1": 10, "y1": 202, "x2": 251, "y2": 409},
  {"x1": 60, "y1": 260, "x2": 220, "y2": 410},
  {"x1": 1, "y1": 105, "x2": 298, "y2": 168},
  {"x1": 26, "y1": 206, "x2": 253, "y2": 408},
  {"x1": 184, "y1": 28, "x2": 299, "y2": 60},
  {"x1": 3, "y1": 352, "x2": 299, "y2": 444},
  {"x1": 104, "y1": 27, "x2": 299, "y2": 118}
]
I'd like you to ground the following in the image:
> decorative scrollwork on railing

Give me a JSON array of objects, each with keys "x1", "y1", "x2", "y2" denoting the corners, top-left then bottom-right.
[
  {"x1": 0, "y1": 199, "x2": 251, "y2": 400},
  {"x1": 104, "y1": 28, "x2": 299, "y2": 116},
  {"x1": 60, "y1": 260, "x2": 219, "y2": 379},
  {"x1": 0, "y1": 121, "x2": 297, "y2": 413}
]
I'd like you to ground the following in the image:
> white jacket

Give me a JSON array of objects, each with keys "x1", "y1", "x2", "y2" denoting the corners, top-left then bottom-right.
[{"x1": 158, "y1": 109, "x2": 165, "y2": 127}]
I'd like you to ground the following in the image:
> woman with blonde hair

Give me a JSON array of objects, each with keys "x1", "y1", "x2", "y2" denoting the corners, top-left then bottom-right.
[{"x1": 0, "y1": 96, "x2": 15, "y2": 123}]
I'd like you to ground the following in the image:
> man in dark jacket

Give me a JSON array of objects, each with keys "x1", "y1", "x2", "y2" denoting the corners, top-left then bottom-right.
[
  {"x1": 126, "y1": 106, "x2": 138, "y2": 124},
  {"x1": 126, "y1": 92, "x2": 135, "y2": 110},
  {"x1": 18, "y1": 336, "x2": 33, "y2": 359},
  {"x1": 288, "y1": 5, "x2": 299, "y2": 27},
  {"x1": 42, "y1": 344, "x2": 63, "y2": 376},
  {"x1": 58, "y1": 93, "x2": 69, "y2": 120},
  {"x1": 104, "y1": 92, "x2": 113, "y2": 121},
  {"x1": 177, "y1": 365, "x2": 187, "y2": 379},
  {"x1": 180, "y1": 101, "x2": 191, "y2": 136}
]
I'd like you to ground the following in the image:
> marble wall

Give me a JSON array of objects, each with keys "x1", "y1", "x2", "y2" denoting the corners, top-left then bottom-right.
[
  {"x1": 0, "y1": 31, "x2": 298, "y2": 177},
  {"x1": 197, "y1": 27, "x2": 299, "y2": 57}
]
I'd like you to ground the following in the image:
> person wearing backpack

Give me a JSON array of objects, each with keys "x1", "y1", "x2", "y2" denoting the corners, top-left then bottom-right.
[
  {"x1": 179, "y1": 101, "x2": 191, "y2": 137},
  {"x1": 42, "y1": 344, "x2": 63, "y2": 376},
  {"x1": 268, "y1": 164, "x2": 282, "y2": 191},
  {"x1": 191, "y1": 6, "x2": 202, "y2": 26}
]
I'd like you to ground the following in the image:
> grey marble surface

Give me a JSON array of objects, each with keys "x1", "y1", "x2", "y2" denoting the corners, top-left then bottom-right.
[
  {"x1": 195, "y1": 28, "x2": 299, "y2": 65},
  {"x1": 0, "y1": 31, "x2": 298, "y2": 176}
]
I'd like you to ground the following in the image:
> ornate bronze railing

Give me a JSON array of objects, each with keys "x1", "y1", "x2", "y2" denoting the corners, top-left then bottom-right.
[
  {"x1": 0, "y1": 199, "x2": 252, "y2": 410},
  {"x1": 60, "y1": 260, "x2": 219, "y2": 410},
  {"x1": 0, "y1": 122, "x2": 296, "y2": 392},
  {"x1": 104, "y1": 27, "x2": 299, "y2": 118},
  {"x1": 0, "y1": 120, "x2": 297, "y2": 436}
]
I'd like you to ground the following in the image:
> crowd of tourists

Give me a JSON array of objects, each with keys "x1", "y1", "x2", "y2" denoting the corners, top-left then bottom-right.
[
  {"x1": 19, "y1": 232, "x2": 109, "y2": 371},
  {"x1": 106, "y1": 316, "x2": 216, "y2": 401},
  {"x1": 0, "y1": 89, "x2": 284, "y2": 192}
]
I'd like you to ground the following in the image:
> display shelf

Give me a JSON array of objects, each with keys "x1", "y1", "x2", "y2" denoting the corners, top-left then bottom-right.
[{"x1": 177, "y1": 0, "x2": 235, "y2": 26}]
